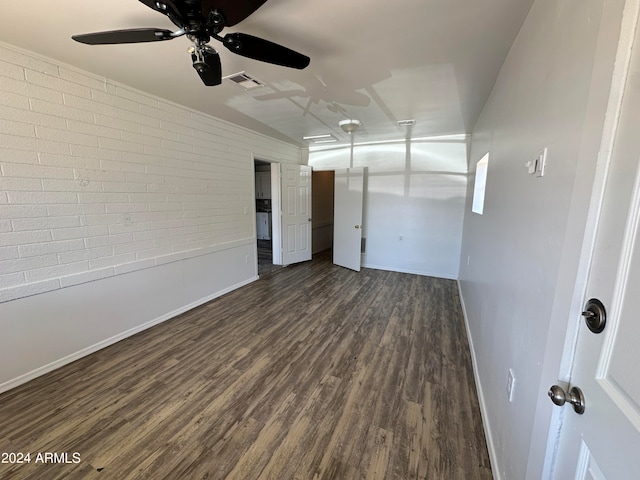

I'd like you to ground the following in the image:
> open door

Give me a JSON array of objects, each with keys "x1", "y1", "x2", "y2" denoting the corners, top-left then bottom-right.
[
  {"x1": 551, "y1": 4, "x2": 640, "y2": 476},
  {"x1": 281, "y1": 164, "x2": 312, "y2": 266},
  {"x1": 333, "y1": 167, "x2": 364, "y2": 271}
]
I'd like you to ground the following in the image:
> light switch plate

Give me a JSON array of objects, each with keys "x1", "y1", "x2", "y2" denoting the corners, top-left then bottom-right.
[
  {"x1": 536, "y1": 147, "x2": 548, "y2": 177},
  {"x1": 525, "y1": 148, "x2": 548, "y2": 177}
]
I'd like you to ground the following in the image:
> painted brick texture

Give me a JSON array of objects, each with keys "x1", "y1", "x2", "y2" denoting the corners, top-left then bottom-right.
[{"x1": 0, "y1": 43, "x2": 301, "y2": 302}]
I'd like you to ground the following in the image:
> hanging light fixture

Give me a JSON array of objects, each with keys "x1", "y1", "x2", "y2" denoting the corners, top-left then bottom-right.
[
  {"x1": 338, "y1": 119, "x2": 362, "y2": 134},
  {"x1": 339, "y1": 120, "x2": 361, "y2": 168}
]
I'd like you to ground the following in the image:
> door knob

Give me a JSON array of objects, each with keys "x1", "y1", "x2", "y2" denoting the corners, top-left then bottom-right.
[{"x1": 548, "y1": 385, "x2": 585, "y2": 414}]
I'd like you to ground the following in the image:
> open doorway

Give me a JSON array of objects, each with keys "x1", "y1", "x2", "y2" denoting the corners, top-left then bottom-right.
[
  {"x1": 311, "y1": 167, "x2": 366, "y2": 272},
  {"x1": 311, "y1": 170, "x2": 335, "y2": 255},
  {"x1": 254, "y1": 159, "x2": 282, "y2": 277},
  {"x1": 253, "y1": 162, "x2": 337, "y2": 275},
  {"x1": 253, "y1": 159, "x2": 281, "y2": 276}
]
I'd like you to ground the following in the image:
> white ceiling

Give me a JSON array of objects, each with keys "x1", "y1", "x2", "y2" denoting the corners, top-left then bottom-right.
[{"x1": 0, "y1": 0, "x2": 533, "y2": 147}]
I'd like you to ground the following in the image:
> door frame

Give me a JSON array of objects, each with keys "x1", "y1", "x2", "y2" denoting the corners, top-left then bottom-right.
[
  {"x1": 270, "y1": 162, "x2": 282, "y2": 265},
  {"x1": 312, "y1": 166, "x2": 368, "y2": 269},
  {"x1": 311, "y1": 167, "x2": 337, "y2": 257},
  {"x1": 252, "y1": 156, "x2": 283, "y2": 269},
  {"x1": 530, "y1": 0, "x2": 639, "y2": 477},
  {"x1": 333, "y1": 167, "x2": 366, "y2": 271}
]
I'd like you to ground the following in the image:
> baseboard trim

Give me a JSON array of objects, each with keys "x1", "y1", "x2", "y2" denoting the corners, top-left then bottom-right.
[
  {"x1": 457, "y1": 279, "x2": 501, "y2": 480},
  {"x1": 362, "y1": 263, "x2": 458, "y2": 279},
  {"x1": 0, "y1": 275, "x2": 259, "y2": 395}
]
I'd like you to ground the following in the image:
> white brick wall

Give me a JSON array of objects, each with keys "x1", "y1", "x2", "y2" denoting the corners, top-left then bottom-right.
[{"x1": 0, "y1": 42, "x2": 302, "y2": 302}]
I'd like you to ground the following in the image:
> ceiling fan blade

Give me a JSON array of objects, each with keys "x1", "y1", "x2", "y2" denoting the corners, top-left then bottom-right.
[
  {"x1": 223, "y1": 33, "x2": 310, "y2": 69},
  {"x1": 192, "y1": 49, "x2": 222, "y2": 86},
  {"x1": 137, "y1": 0, "x2": 186, "y2": 28},
  {"x1": 72, "y1": 28, "x2": 174, "y2": 45},
  {"x1": 201, "y1": 0, "x2": 267, "y2": 27}
]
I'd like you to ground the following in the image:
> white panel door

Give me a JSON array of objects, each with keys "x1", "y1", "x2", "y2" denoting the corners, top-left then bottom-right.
[
  {"x1": 554, "y1": 4, "x2": 640, "y2": 476},
  {"x1": 281, "y1": 164, "x2": 312, "y2": 265},
  {"x1": 333, "y1": 168, "x2": 364, "y2": 271}
]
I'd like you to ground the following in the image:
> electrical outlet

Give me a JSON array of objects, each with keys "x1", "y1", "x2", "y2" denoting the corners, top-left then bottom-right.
[{"x1": 507, "y1": 369, "x2": 516, "y2": 402}]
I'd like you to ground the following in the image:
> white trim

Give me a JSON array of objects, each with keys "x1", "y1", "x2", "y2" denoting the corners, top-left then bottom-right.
[
  {"x1": 309, "y1": 133, "x2": 469, "y2": 151},
  {"x1": 362, "y1": 263, "x2": 458, "y2": 280},
  {"x1": 457, "y1": 280, "x2": 501, "y2": 480},
  {"x1": 0, "y1": 238, "x2": 257, "y2": 304},
  {"x1": 0, "y1": 275, "x2": 258, "y2": 394},
  {"x1": 271, "y1": 162, "x2": 283, "y2": 265},
  {"x1": 312, "y1": 220, "x2": 334, "y2": 229}
]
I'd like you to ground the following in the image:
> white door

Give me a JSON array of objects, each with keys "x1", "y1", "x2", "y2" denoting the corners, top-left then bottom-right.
[
  {"x1": 333, "y1": 168, "x2": 364, "y2": 271},
  {"x1": 281, "y1": 164, "x2": 312, "y2": 265},
  {"x1": 553, "y1": 4, "x2": 640, "y2": 476}
]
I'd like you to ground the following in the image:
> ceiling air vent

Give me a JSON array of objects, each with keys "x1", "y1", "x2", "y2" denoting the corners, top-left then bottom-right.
[{"x1": 223, "y1": 72, "x2": 264, "y2": 90}]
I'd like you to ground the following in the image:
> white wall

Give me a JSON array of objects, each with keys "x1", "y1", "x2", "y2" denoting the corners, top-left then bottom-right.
[
  {"x1": 0, "y1": 42, "x2": 303, "y2": 391},
  {"x1": 457, "y1": 0, "x2": 626, "y2": 478},
  {"x1": 309, "y1": 137, "x2": 467, "y2": 279}
]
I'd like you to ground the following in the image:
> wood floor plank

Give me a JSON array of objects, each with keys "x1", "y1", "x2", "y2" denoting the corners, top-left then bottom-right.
[
  {"x1": 364, "y1": 428, "x2": 393, "y2": 479},
  {"x1": 0, "y1": 251, "x2": 491, "y2": 479}
]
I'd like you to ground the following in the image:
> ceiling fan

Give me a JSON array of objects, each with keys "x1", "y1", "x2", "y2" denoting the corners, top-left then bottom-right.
[{"x1": 71, "y1": 0, "x2": 310, "y2": 86}]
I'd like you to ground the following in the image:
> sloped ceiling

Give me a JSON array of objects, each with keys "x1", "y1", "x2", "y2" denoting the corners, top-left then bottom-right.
[{"x1": 0, "y1": 0, "x2": 533, "y2": 146}]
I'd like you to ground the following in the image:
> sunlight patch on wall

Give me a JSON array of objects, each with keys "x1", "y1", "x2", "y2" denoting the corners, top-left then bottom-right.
[
  {"x1": 472, "y1": 153, "x2": 489, "y2": 215},
  {"x1": 308, "y1": 137, "x2": 468, "y2": 278},
  {"x1": 408, "y1": 174, "x2": 467, "y2": 201},
  {"x1": 353, "y1": 144, "x2": 406, "y2": 172},
  {"x1": 411, "y1": 141, "x2": 468, "y2": 173}
]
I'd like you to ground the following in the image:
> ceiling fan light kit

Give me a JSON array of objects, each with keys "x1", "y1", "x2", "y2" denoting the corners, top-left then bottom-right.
[
  {"x1": 71, "y1": 0, "x2": 310, "y2": 86},
  {"x1": 339, "y1": 119, "x2": 362, "y2": 134}
]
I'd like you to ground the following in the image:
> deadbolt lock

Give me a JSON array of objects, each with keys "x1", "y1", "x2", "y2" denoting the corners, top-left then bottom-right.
[{"x1": 582, "y1": 298, "x2": 606, "y2": 334}]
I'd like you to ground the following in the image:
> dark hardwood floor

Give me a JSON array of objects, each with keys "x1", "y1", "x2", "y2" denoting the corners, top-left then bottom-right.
[
  {"x1": 0, "y1": 252, "x2": 492, "y2": 479},
  {"x1": 257, "y1": 239, "x2": 283, "y2": 277}
]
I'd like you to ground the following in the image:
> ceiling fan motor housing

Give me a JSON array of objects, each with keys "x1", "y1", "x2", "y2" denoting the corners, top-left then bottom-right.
[{"x1": 208, "y1": 10, "x2": 226, "y2": 29}]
